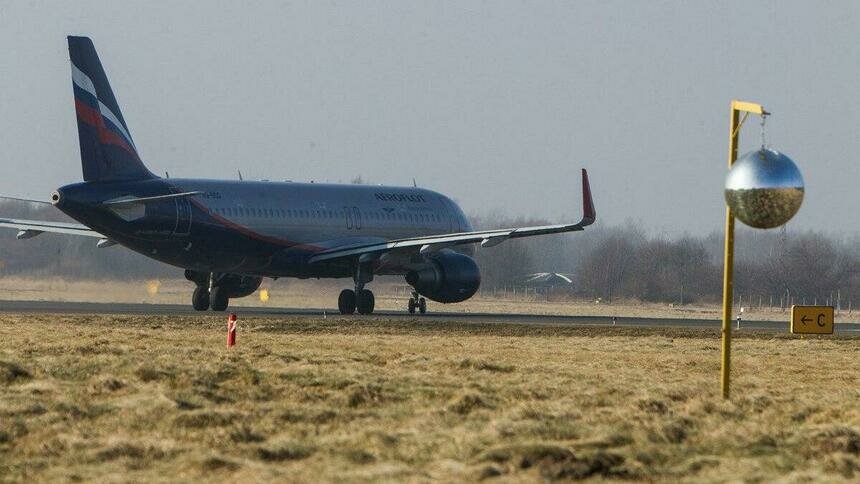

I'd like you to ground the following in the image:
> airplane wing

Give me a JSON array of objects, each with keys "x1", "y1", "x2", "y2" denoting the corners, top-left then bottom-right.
[
  {"x1": 309, "y1": 169, "x2": 596, "y2": 264},
  {"x1": 0, "y1": 217, "x2": 104, "y2": 238}
]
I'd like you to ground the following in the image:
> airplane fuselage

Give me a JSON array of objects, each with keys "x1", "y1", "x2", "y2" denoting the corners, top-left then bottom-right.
[{"x1": 53, "y1": 178, "x2": 473, "y2": 279}]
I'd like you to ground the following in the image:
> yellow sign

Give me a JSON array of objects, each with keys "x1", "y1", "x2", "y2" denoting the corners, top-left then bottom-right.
[{"x1": 790, "y1": 305, "x2": 834, "y2": 334}]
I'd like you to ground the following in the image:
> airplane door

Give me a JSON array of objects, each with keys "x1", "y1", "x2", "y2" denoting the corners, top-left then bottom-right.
[
  {"x1": 439, "y1": 197, "x2": 456, "y2": 232},
  {"x1": 353, "y1": 207, "x2": 361, "y2": 230},
  {"x1": 175, "y1": 198, "x2": 192, "y2": 235},
  {"x1": 344, "y1": 206, "x2": 353, "y2": 229}
]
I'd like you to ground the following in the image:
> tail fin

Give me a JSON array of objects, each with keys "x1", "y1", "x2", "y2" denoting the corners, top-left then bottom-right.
[{"x1": 68, "y1": 36, "x2": 155, "y2": 182}]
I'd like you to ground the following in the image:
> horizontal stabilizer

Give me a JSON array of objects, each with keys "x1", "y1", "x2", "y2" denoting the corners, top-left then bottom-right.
[
  {"x1": 0, "y1": 217, "x2": 103, "y2": 238},
  {"x1": 101, "y1": 191, "x2": 202, "y2": 206},
  {"x1": 0, "y1": 196, "x2": 52, "y2": 205}
]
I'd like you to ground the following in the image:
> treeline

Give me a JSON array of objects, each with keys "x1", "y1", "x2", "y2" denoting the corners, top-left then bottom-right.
[
  {"x1": 2, "y1": 201, "x2": 859, "y2": 306},
  {"x1": 472, "y1": 212, "x2": 860, "y2": 305}
]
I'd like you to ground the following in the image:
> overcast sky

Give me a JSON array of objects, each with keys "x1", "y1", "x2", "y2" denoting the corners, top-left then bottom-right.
[{"x1": 1, "y1": 1, "x2": 857, "y2": 235}]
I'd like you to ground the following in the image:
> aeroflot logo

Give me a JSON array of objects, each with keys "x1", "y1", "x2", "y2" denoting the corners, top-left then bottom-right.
[{"x1": 374, "y1": 193, "x2": 426, "y2": 203}]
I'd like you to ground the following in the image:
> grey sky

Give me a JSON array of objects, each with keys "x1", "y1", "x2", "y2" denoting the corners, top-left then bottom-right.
[{"x1": 1, "y1": 1, "x2": 857, "y2": 235}]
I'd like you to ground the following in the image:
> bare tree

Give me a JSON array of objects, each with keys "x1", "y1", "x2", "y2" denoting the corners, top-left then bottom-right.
[{"x1": 577, "y1": 224, "x2": 644, "y2": 302}]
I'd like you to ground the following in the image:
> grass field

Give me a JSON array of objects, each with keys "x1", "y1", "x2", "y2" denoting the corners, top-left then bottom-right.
[{"x1": 2, "y1": 314, "x2": 860, "y2": 482}]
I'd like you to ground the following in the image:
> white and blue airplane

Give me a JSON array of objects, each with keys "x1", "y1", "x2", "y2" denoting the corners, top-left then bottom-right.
[{"x1": 0, "y1": 37, "x2": 596, "y2": 314}]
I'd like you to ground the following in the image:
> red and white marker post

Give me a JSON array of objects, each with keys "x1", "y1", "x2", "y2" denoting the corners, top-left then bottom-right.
[{"x1": 227, "y1": 313, "x2": 238, "y2": 348}]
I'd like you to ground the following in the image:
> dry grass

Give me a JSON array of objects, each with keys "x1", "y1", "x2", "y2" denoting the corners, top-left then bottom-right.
[{"x1": 1, "y1": 314, "x2": 860, "y2": 482}]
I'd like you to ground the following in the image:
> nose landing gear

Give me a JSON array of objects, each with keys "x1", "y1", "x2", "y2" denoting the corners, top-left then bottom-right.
[{"x1": 407, "y1": 291, "x2": 427, "y2": 314}]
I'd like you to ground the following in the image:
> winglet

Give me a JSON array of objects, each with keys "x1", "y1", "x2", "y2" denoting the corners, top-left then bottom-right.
[{"x1": 581, "y1": 168, "x2": 596, "y2": 226}]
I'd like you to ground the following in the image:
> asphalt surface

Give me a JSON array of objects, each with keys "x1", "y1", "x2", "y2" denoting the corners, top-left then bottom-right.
[{"x1": 2, "y1": 299, "x2": 860, "y2": 333}]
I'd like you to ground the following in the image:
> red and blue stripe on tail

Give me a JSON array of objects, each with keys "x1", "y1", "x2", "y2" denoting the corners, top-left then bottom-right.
[{"x1": 68, "y1": 36, "x2": 154, "y2": 182}]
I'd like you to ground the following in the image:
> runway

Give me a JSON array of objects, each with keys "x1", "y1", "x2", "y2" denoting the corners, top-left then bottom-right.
[{"x1": 2, "y1": 299, "x2": 859, "y2": 333}]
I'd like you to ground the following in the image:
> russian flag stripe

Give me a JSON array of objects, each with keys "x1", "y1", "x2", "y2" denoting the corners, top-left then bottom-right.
[
  {"x1": 74, "y1": 98, "x2": 101, "y2": 127},
  {"x1": 75, "y1": 99, "x2": 140, "y2": 160},
  {"x1": 98, "y1": 100, "x2": 136, "y2": 150},
  {"x1": 71, "y1": 63, "x2": 97, "y2": 98},
  {"x1": 72, "y1": 62, "x2": 137, "y2": 152},
  {"x1": 73, "y1": 84, "x2": 98, "y2": 109}
]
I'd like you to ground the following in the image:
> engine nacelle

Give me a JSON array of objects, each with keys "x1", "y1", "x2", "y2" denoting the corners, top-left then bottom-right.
[{"x1": 405, "y1": 251, "x2": 481, "y2": 303}]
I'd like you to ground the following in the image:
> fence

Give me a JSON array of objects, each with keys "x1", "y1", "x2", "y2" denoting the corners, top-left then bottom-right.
[
  {"x1": 391, "y1": 284, "x2": 575, "y2": 302},
  {"x1": 391, "y1": 284, "x2": 854, "y2": 313},
  {"x1": 732, "y1": 291, "x2": 852, "y2": 314}
]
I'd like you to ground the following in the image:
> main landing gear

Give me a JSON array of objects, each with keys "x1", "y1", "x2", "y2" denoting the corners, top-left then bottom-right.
[
  {"x1": 407, "y1": 291, "x2": 427, "y2": 315},
  {"x1": 338, "y1": 288, "x2": 375, "y2": 315},
  {"x1": 339, "y1": 262, "x2": 376, "y2": 315},
  {"x1": 192, "y1": 286, "x2": 209, "y2": 311},
  {"x1": 209, "y1": 287, "x2": 229, "y2": 311},
  {"x1": 191, "y1": 273, "x2": 230, "y2": 312}
]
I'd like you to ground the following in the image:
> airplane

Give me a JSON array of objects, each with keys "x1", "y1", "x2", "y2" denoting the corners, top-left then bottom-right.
[{"x1": 0, "y1": 36, "x2": 596, "y2": 314}]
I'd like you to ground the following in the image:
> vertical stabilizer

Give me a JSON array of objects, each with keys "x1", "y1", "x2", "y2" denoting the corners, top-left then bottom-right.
[{"x1": 68, "y1": 36, "x2": 154, "y2": 181}]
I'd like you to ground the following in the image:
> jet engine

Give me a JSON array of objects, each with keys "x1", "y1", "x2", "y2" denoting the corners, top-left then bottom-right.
[{"x1": 405, "y1": 250, "x2": 481, "y2": 303}]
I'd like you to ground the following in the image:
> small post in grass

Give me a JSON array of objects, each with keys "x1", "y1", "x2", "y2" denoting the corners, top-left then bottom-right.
[{"x1": 227, "y1": 313, "x2": 238, "y2": 348}]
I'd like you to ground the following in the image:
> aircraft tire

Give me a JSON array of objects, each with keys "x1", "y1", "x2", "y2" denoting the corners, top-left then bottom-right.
[
  {"x1": 192, "y1": 286, "x2": 210, "y2": 311},
  {"x1": 418, "y1": 297, "x2": 427, "y2": 314},
  {"x1": 356, "y1": 289, "x2": 375, "y2": 315},
  {"x1": 338, "y1": 289, "x2": 356, "y2": 314},
  {"x1": 408, "y1": 299, "x2": 416, "y2": 314},
  {"x1": 210, "y1": 287, "x2": 229, "y2": 312}
]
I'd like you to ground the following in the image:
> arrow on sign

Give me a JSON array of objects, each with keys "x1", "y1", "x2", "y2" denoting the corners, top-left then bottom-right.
[{"x1": 801, "y1": 315, "x2": 811, "y2": 325}]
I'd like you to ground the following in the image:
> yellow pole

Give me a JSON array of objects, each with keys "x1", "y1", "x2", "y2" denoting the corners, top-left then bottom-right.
[
  {"x1": 721, "y1": 100, "x2": 766, "y2": 399},
  {"x1": 721, "y1": 108, "x2": 739, "y2": 399}
]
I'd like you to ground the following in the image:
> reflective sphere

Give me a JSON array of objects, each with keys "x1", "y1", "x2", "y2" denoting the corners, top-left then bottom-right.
[{"x1": 724, "y1": 148, "x2": 804, "y2": 229}]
